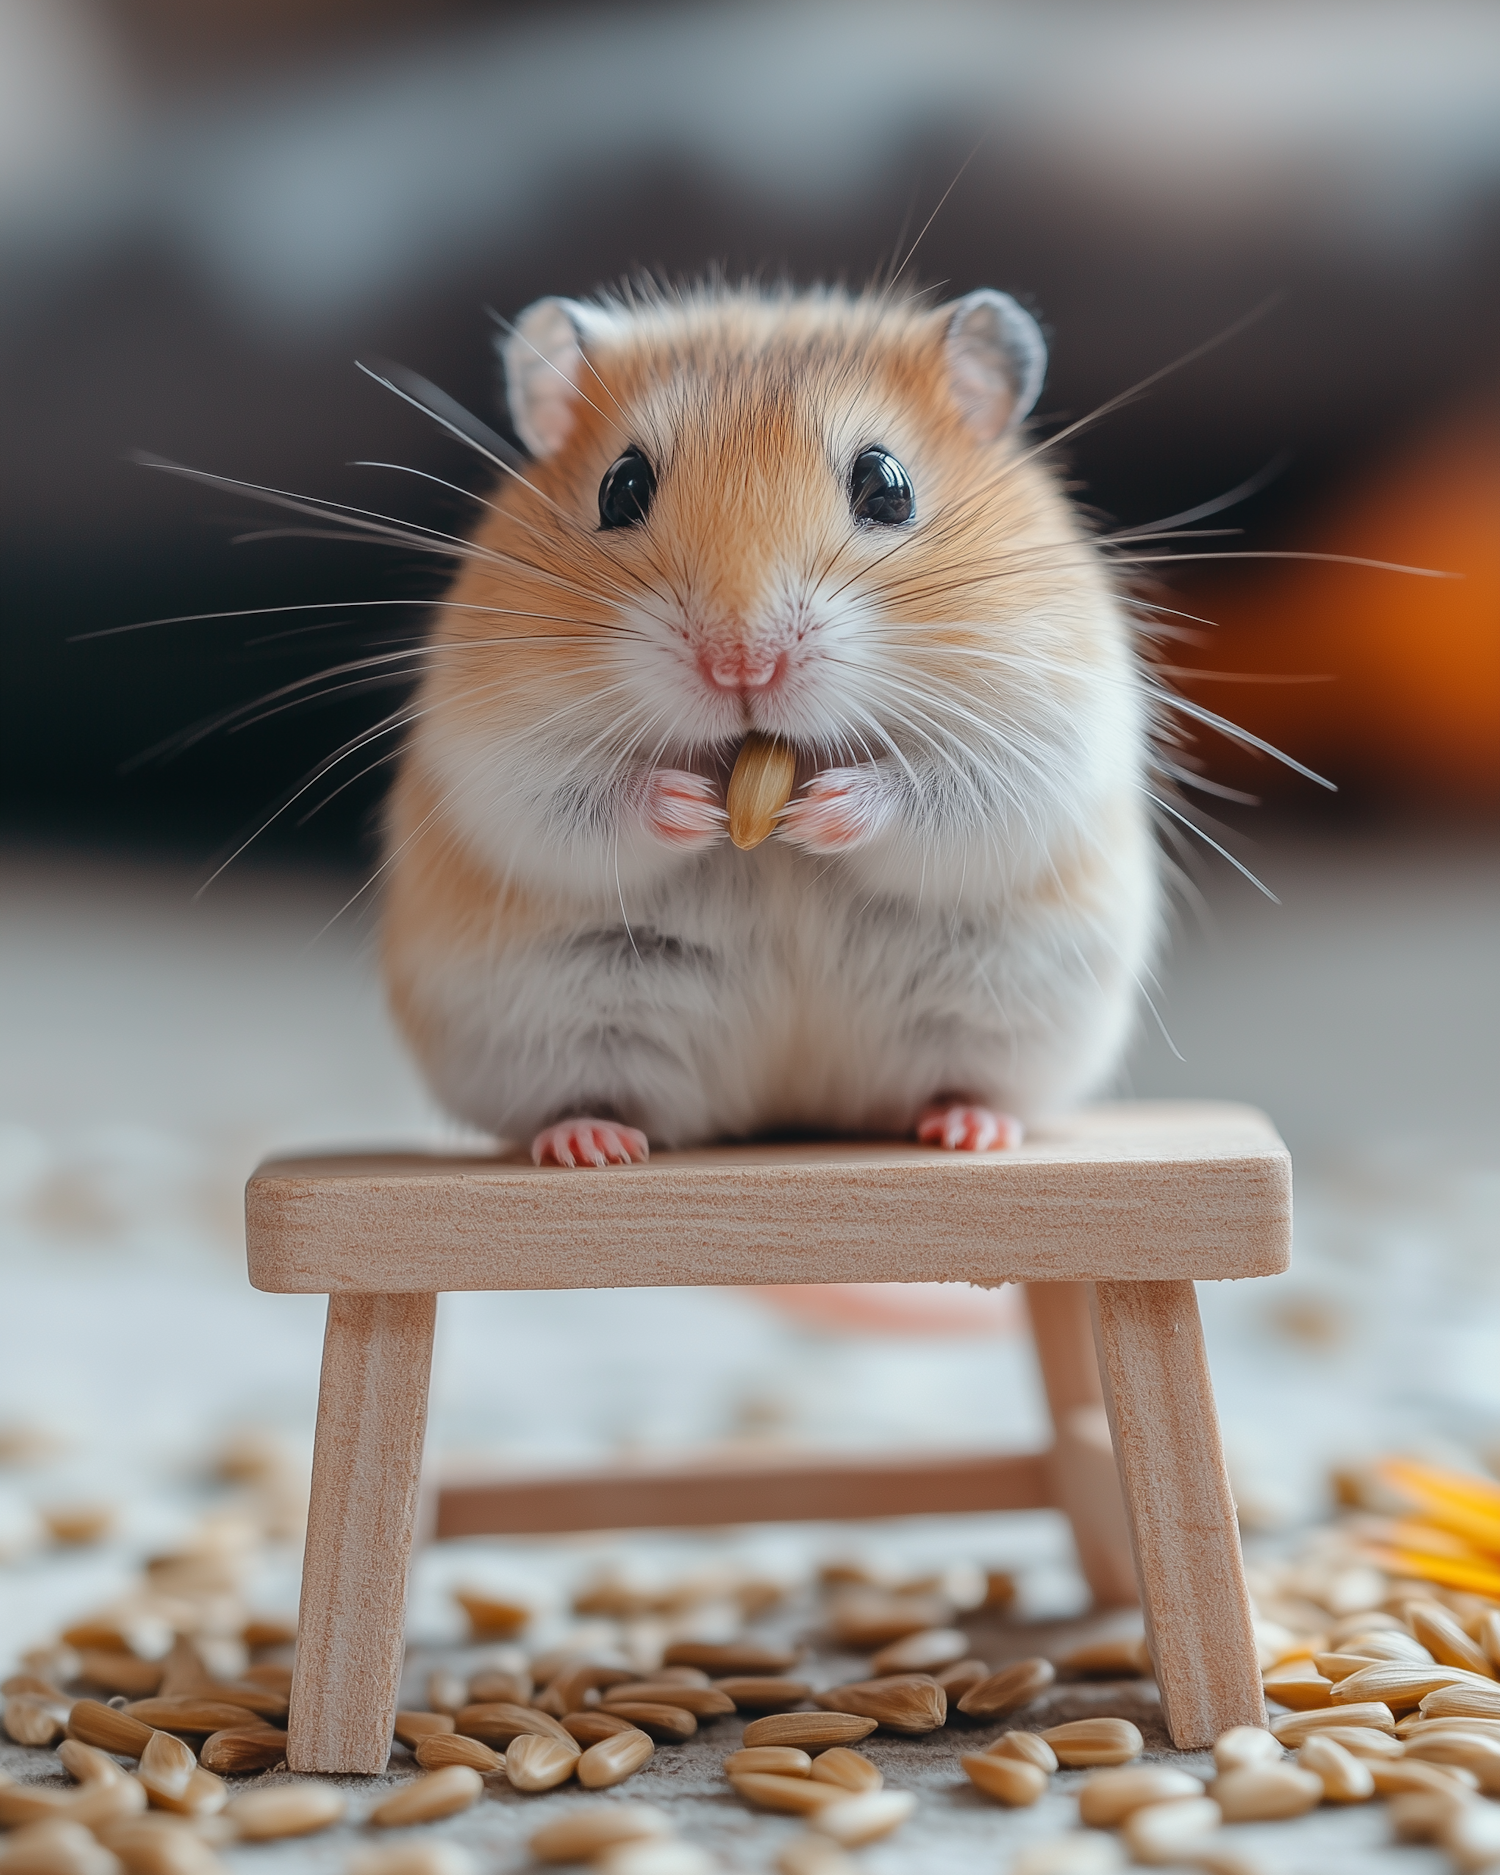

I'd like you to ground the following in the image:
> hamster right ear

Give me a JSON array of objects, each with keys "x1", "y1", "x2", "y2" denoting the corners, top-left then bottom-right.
[
  {"x1": 500, "y1": 298, "x2": 615, "y2": 458},
  {"x1": 941, "y1": 290, "x2": 1047, "y2": 441}
]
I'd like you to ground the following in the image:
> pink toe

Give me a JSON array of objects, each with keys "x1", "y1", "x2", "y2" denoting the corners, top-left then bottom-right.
[
  {"x1": 916, "y1": 1103, "x2": 1023, "y2": 1153},
  {"x1": 532, "y1": 1118, "x2": 649, "y2": 1169}
]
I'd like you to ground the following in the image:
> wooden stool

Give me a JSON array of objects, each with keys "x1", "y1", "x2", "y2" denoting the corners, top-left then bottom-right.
[{"x1": 245, "y1": 1099, "x2": 1290, "y2": 1773}]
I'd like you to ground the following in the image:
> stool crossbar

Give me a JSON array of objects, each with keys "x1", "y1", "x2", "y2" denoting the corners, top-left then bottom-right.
[{"x1": 245, "y1": 1099, "x2": 1290, "y2": 1772}]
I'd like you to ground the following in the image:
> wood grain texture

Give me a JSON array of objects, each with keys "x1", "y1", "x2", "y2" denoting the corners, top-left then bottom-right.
[
  {"x1": 1027, "y1": 1281, "x2": 1136, "y2": 1609},
  {"x1": 433, "y1": 1448, "x2": 1054, "y2": 1539},
  {"x1": 246, "y1": 1102, "x2": 1290, "y2": 1294},
  {"x1": 1091, "y1": 1279, "x2": 1266, "y2": 1748},
  {"x1": 288, "y1": 1293, "x2": 436, "y2": 1775}
]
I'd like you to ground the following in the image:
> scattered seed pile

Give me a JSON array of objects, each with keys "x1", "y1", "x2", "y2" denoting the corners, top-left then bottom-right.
[{"x1": 10, "y1": 1436, "x2": 1500, "y2": 1872}]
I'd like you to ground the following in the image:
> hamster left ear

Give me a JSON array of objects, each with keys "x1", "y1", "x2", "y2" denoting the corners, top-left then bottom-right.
[
  {"x1": 500, "y1": 297, "x2": 616, "y2": 458},
  {"x1": 941, "y1": 290, "x2": 1047, "y2": 441}
]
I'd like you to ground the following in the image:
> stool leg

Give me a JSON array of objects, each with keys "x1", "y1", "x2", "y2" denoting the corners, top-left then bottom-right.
[
  {"x1": 1026, "y1": 1282, "x2": 1136, "y2": 1608},
  {"x1": 1091, "y1": 1280, "x2": 1265, "y2": 1749},
  {"x1": 288, "y1": 1292, "x2": 437, "y2": 1774}
]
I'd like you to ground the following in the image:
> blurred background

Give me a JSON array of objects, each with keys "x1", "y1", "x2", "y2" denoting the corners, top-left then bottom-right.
[{"x1": 2, "y1": 0, "x2": 1498, "y2": 1696}]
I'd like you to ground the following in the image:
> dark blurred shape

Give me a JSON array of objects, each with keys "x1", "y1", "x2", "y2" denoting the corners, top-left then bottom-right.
[
  {"x1": 3, "y1": 1, "x2": 1498, "y2": 858},
  {"x1": 99, "y1": 0, "x2": 517, "y2": 85}
]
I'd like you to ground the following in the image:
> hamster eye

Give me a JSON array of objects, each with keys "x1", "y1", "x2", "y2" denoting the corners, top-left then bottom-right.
[
  {"x1": 598, "y1": 447, "x2": 656, "y2": 530},
  {"x1": 849, "y1": 448, "x2": 914, "y2": 526}
]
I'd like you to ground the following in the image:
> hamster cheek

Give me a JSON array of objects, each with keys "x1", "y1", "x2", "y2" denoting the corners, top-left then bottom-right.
[
  {"x1": 778, "y1": 765, "x2": 898, "y2": 853},
  {"x1": 641, "y1": 769, "x2": 726, "y2": 848}
]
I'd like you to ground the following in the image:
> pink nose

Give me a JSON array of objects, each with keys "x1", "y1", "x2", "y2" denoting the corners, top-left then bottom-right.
[{"x1": 703, "y1": 647, "x2": 780, "y2": 693}]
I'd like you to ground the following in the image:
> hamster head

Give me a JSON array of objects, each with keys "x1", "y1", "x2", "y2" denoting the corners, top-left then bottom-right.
[{"x1": 408, "y1": 283, "x2": 1141, "y2": 894}]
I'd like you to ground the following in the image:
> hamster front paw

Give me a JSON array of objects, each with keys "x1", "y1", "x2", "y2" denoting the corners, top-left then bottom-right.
[
  {"x1": 532, "y1": 1117, "x2": 650, "y2": 1168},
  {"x1": 777, "y1": 765, "x2": 897, "y2": 852},
  {"x1": 642, "y1": 769, "x2": 726, "y2": 848},
  {"x1": 916, "y1": 1102, "x2": 1024, "y2": 1152}
]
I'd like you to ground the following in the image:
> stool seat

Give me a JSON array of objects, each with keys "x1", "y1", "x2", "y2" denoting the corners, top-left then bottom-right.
[
  {"x1": 247, "y1": 1099, "x2": 1289, "y2": 1293},
  {"x1": 245, "y1": 1099, "x2": 1290, "y2": 1774}
]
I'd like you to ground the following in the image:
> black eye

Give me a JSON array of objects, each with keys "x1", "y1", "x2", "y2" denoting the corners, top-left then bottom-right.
[
  {"x1": 849, "y1": 447, "x2": 914, "y2": 526},
  {"x1": 598, "y1": 447, "x2": 656, "y2": 530}
]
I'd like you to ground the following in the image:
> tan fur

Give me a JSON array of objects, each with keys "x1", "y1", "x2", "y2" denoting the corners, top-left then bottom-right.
[{"x1": 381, "y1": 284, "x2": 1155, "y2": 1149}]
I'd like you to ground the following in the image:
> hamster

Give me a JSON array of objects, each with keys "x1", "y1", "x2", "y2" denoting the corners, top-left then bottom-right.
[{"x1": 381, "y1": 284, "x2": 1158, "y2": 1167}]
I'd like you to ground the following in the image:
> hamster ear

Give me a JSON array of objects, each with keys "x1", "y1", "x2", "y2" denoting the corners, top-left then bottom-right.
[
  {"x1": 500, "y1": 297, "x2": 614, "y2": 458},
  {"x1": 941, "y1": 290, "x2": 1047, "y2": 441}
]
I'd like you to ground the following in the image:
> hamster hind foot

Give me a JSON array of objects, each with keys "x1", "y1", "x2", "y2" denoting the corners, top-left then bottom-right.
[
  {"x1": 916, "y1": 1102, "x2": 1024, "y2": 1153},
  {"x1": 532, "y1": 1118, "x2": 650, "y2": 1168}
]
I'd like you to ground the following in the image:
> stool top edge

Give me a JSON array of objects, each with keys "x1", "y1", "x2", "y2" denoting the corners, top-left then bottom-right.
[{"x1": 248, "y1": 1099, "x2": 1285, "y2": 1188}]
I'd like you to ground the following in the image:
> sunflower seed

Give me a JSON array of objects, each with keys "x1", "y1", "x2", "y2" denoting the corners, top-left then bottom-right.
[
  {"x1": 139, "y1": 1768, "x2": 227, "y2": 1820},
  {"x1": 808, "y1": 1790, "x2": 916, "y2": 1847},
  {"x1": 138, "y1": 1733, "x2": 197, "y2": 1802},
  {"x1": 5, "y1": 1698, "x2": 68, "y2": 1747},
  {"x1": 662, "y1": 1644, "x2": 799, "y2": 1676},
  {"x1": 529, "y1": 1802, "x2": 671, "y2": 1863},
  {"x1": 811, "y1": 1677, "x2": 944, "y2": 1734},
  {"x1": 1120, "y1": 1796, "x2": 1222, "y2": 1864},
  {"x1": 807, "y1": 1749, "x2": 882, "y2": 1793},
  {"x1": 504, "y1": 1735, "x2": 579, "y2": 1793},
  {"x1": 226, "y1": 1783, "x2": 347, "y2": 1839},
  {"x1": 58, "y1": 1742, "x2": 126, "y2": 1786},
  {"x1": 711, "y1": 1679, "x2": 811, "y2": 1711},
  {"x1": 600, "y1": 1684, "x2": 734, "y2": 1717},
  {"x1": 369, "y1": 1766, "x2": 483, "y2": 1826},
  {"x1": 957, "y1": 1658, "x2": 1056, "y2": 1718},
  {"x1": 600, "y1": 1703, "x2": 696, "y2": 1742},
  {"x1": 1369, "y1": 1759, "x2": 1480, "y2": 1796},
  {"x1": 723, "y1": 1748, "x2": 813, "y2": 1778},
  {"x1": 740, "y1": 1714, "x2": 877, "y2": 1751},
  {"x1": 1039, "y1": 1719, "x2": 1143, "y2": 1767},
  {"x1": 413, "y1": 1733, "x2": 504, "y2": 1773},
  {"x1": 392, "y1": 1711, "x2": 456, "y2": 1747},
  {"x1": 989, "y1": 1731, "x2": 1058, "y2": 1772},
  {"x1": 1209, "y1": 1764, "x2": 1322, "y2": 1820},
  {"x1": 960, "y1": 1753, "x2": 1048, "y2": 1806},
  {"x1": 1403, "y1": 1730, "x2": 1500, "y2": 1791},
  {"x1": 776, "y1": 1838, "x2": 859, "y2": 1875},
  {"x1": 0, "y1": 1819, "x2": 121, "y2": 1875},
  {"x1": 728, "y1": 1772, "x2": 846, "y2": 1815},
  {"x1": 867, "y1": 1631, "x2": 968, "y2": 1677},
  {"x1": 1077, "y1": 1767, "x2": 1204, "y2": 1826},
  {"x1": 454, "y1": 1703, "x2": 575, "y2": 1749},
  {"x1": 1212, "y1": 1727, "x2": 1284, "y2": 1772},
  {"x1": 1297, "y1": 1735, "x2": 1375, "y2": 1802},
  {"x1": 727, "y1": 735, "x2": 797, "y2": 849},
  {"x1": 576, "y1": 1728, "x2": 655, "y2": 1789},
  {"x1": 1269, "y1": 1704, "x2": 1396, "y2": 1745},
  {"x1": 196, "y1": 1729, "x2": 287, "y2": 1775}
]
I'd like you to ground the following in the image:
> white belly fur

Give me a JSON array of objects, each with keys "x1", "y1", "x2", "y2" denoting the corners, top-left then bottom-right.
[{"x1": 403, "y1": 828, "x2": 1157, "y2": 1151}]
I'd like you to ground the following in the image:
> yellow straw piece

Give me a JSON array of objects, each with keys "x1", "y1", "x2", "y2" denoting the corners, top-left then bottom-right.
[
  {"x1": 1360, "y1": 1545, "x2": 1500, "y2": 1600},
  {"x1": 1376, "y1": 1458, "x2": 1500, "y2": 1555}
]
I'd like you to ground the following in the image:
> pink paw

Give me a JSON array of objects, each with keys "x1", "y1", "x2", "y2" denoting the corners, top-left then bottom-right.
[
  {"x1": 531, "y1": 1117, "x2": 649, "y2": 1168},
  {"x1": 643, "y1": 769, "x2": 724, "y2": 848},
  {"x1": 778, "y1": 766, "x2": 894, "y2": 852},
  {"x1": 916, "y1": 1103, "x2": 1024, "y2": 1153}
]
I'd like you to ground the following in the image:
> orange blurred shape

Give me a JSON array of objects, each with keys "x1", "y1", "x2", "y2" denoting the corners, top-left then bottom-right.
[
  {"x1": 750, "y1": 1282, "x2": 1022, "y2": 1336},
  {"x1": 1167, "y1": 401, "x2": 1500, "y2": 807}
]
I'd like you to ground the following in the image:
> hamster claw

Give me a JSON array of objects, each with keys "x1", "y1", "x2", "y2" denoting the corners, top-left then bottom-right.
[
  {"x1": 916, "y1": 1103, "x2": 1023, "y2": 1153},
  {"x1": 644, "y1": 769, "x2": 725, "y2": 847},
  {"x1": 532, "y1": 1118, "x2": 650, "y2": 1168},
  {"x1": 778, "y1": 766, "x2": 894, "y2": 852}
]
